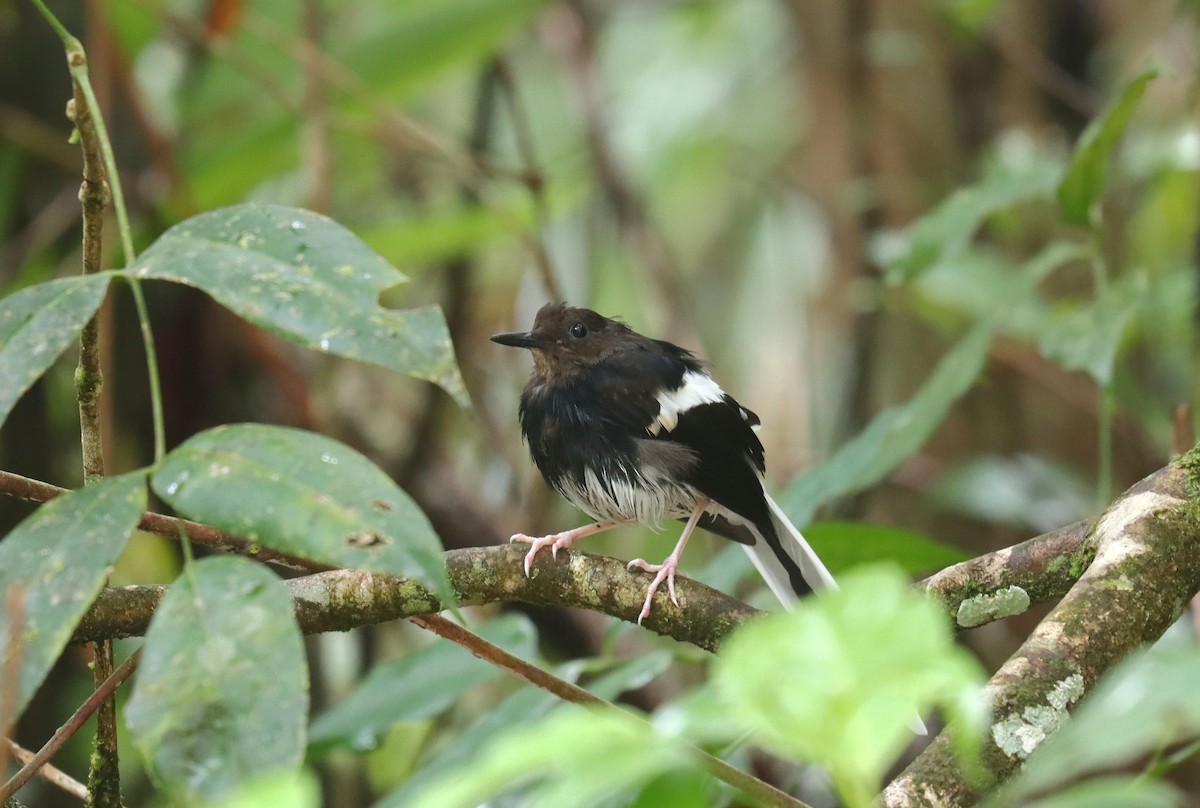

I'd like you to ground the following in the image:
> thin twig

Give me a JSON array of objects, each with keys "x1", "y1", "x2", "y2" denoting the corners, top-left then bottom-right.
[
  {"x1": 411, "y1": 614, "x2": 812, "y2": 808},
  {"x1": 3, "y1": 738, "x2": 89, "y2": 800},
  {"x1": 0, "y1": 649, "x2": 140, "y2": 803}
]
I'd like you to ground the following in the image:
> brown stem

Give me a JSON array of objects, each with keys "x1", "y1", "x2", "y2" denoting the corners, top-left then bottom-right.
[
  {"x1": 2, "y1": 738, "x2": 88, "y2": 801},
  {"x1": 0, "y1": 650, "x2": 139, "y2": 803}
]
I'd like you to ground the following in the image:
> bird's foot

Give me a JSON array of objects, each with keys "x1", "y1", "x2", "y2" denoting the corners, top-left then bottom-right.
[
  {"x1": 509, "y1": 531, "x2": 577, "y2": 577},
  {"x1": 626, "y1": 555, "x2": 681, "y2": 624}
]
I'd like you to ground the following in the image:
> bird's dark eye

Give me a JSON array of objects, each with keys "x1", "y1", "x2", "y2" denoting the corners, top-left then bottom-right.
[{"x1": 569, "y1": 322, "x2": 588, "y2": 339}]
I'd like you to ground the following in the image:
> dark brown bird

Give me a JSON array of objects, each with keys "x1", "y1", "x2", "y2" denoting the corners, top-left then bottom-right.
[{"x1": 492, "y1": 303, "x2": 835, "y2": 623}]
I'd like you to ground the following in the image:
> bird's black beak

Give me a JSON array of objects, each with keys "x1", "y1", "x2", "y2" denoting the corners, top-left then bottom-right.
[{"x1": 491, "y1": 330, "x2": 542, "y2": 349}]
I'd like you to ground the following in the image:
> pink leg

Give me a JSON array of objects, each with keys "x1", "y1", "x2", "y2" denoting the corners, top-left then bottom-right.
[
  {"x1": 626, "y1": 498, "x2": 709, "y2": 624},
  {"x1": 510, "y1": 519, "x2": 628, "y2": 577}
]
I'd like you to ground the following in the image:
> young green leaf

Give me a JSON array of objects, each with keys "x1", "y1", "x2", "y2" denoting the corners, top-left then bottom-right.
[
  {"x1": 126, "y1": 556, "x2": 309, "y2": 805},
  {"x1": 0, "y1": 274, "x2": 110, "y2": 429},
  {"x1": 714, "y1": 565, "x2": 985, "y2": 807},
  {"x1": 125, "y1": 203, "x2": 467, "y2": 405},
  {"x1": 1058, "y1": 67, "x2": 1159, "y2": 226},
  {"x1": 151, "y1": 424, "x2": 455, "y2": 606},
  {"x1": 0, "y1": 471, "x2": 145, "y2": 725}
]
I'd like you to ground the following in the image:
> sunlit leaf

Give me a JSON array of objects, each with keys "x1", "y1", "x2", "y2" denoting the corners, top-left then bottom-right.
[
  {"x1": 126, "y1": 203, "x2": 466, "y2": 404},
  {"x1": 126, "y1": 556, "x2": 308, "y2": 804},
  {"x1": 713, "y1": 565, "x2": 985, "y2": 803},
  {"x1": 0, "y1": 472, "x2": 145, "y2": 725},
  {"x1": 1058, "y1": 67, "x2": 1159, "y2": 226},
  {"x1": 151, "y1": 424, "x2": 454, "y2": 606},
  {"x1": 200, "y1": 767, "x2": 320, "y2": 808},
  {"x1": 0, "y1": 274, "x2": 110, "y2": 429}
]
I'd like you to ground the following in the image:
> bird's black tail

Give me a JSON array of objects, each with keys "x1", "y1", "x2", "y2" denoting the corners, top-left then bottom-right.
[{"x1": 740, "y1": 494, "x2": 836, "y2": 608}]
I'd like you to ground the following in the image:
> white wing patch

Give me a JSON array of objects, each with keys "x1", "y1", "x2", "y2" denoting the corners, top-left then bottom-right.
[{"x1": 650, "y1": 370, "x2": 726, "y2": 435}]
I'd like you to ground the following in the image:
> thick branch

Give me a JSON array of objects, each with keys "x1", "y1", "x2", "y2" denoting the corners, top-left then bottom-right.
[
  {"x1": 73, "y1": 545, "x2": 760, "y2": 653},
  {"x1": 884, "y1": 462, "x2": 1200, "y2": 806}
]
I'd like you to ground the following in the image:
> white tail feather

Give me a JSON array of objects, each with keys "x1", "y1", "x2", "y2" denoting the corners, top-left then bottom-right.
[{"x1": 741, "y1": 494, "x2": 929, "y2": 735}]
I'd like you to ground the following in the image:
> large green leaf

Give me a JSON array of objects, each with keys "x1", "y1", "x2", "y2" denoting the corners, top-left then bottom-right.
[
  {"x1": 309, "y1": 614, "x2": 538, "y2": 752},
  {"x1": 1058, "y1": 68, "x2": 1159, "y2": 226},
  {"x1": 151, "y1": 424, "x2": 454, "y2": 606},
  {"x1": 0, "y1": 274, "x2": 110, "y2": 429},
  {"x1": 126, "y1": 556, "x2": 309, "y2": 804},
  {"x1": 713, "y1": 565, "x2": 985, "y2": 804},
  {"x1": 0, "y1": 471, "x2": 145, "y2": 725},
  {"x1": 126, "y1": 203, "x2": 466, "y2": 404}
]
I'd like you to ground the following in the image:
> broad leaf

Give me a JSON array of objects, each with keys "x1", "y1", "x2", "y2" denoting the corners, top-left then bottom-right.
[
  {"x1": 713, "y1": 565, "x2": 985, "y2": 802},
  {"x1": 126, "y1": 556, "x2": 308, "y2": 804},
  {"x1": 0, "y1": 274, "x2": 110, "y2": 429},
  {"x1": 309, "y1": 613, "x2": 538, "y2": 752},
  {"x1": 804, "y1": 521, "x2": 968, "y2": 575},
  {"x1": 126, "y1": 203, "x2": 466, "y2": 404},
  {"x1": 151, "y1": 424, "x2": 454, "y2": 606},
  {"x1": 1058, "y1": 67, "x2": 1159, "y2": 226},
  {"x1": 0, "y1": 471, "x2": 145, "y2": 725}
]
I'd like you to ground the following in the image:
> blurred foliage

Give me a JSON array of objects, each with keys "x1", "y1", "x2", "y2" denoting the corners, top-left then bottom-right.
[{"x1": 1, "y1": 0, "x2": 1199, "y2": 806}]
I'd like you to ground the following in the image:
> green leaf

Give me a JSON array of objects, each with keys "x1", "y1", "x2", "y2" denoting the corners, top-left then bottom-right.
[
  {"x1": 779, "y1": 321, "x2": 994, "y2": 525},
  {"x1": 713, "y1": 565, "x2": 985, "y2": 805},
  {"x1": 1058, "y1": 67, "x2": 1159, "y2": 226},
  {"x1": 804, "y1": 521, "x2": 968, "y2": 575},
  {"x1": 407, "y1": 708, "x2": 696, "y2": 808},
  {"x1": 308, "y1": 613, "x2": 538, "y2": 752},
  {"x1": 780, "y1": 242, "x2": 1084, "y2": 526},
  {"x1": 126, "y1": 203, "x2": 466, "y2": 404},
  {"x1": 886, "y1": 166, "x2": 1061, "y2": 283},
  {"x1": 0, "y1": 274, "x2": 110, "y2": 429},
  {"x1": 126, "y1": 556, "x2": 309, "y2": 804},
  {"x1": 151, "y1": 424, "x2": 454, "y2": 606},
  {"x1": 1039, "y1": 272, "x2": 1147, "y2": 385},
  {"x1": 930, "y1": 454, "x2": 1091, "y2": 532},
  {"x1": 0, "y1": 471, "x2": 145, "y2": 725}
]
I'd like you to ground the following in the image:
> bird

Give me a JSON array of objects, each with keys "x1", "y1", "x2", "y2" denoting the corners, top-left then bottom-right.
[{"x1": 491, "y1": 302, "x2": 836, "y2": 624}]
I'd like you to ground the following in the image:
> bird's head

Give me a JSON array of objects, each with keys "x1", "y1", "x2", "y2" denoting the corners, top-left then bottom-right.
[{"x1": 491, "y1": 302, "x2": 635, "y2": 378}]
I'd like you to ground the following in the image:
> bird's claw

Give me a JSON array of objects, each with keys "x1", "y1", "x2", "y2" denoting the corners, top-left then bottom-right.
[
  {"x1": 510, "y1": 532, "x2": 574, "y2": 578},
  {"x1": 626, "y1": 556, "x2": 681, "y2": 624}
]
